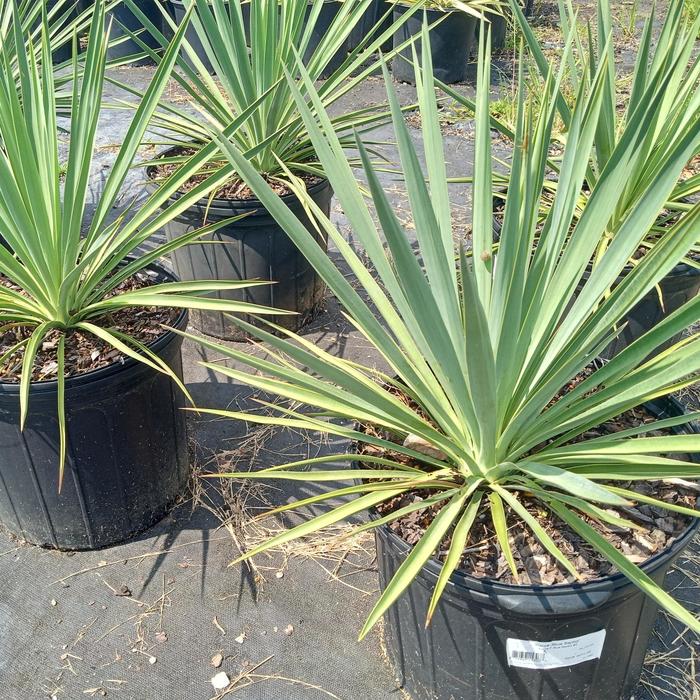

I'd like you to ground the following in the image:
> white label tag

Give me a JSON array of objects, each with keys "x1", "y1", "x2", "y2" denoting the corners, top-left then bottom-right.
[{"x1": 506, "y1": 630, "x2": 606, "y2": 670}]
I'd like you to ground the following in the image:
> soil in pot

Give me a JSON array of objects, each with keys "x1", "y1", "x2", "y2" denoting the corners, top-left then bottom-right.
[
  {"x1": 0, "y1": 266, "x2": 190, "y2": 551},
  {"x1": 358, "y1": 387, "x2": 698, "y2": 700},
  {"x1": 362, "y1": 400, "x2": 696, "y2": 587},
  {"x1": 391, "y1": 5, "x2": 477, "y2": 85},
  {"x1": 0, "y1": 271, "x2": 179, "y2": 382},
  {"x1": 148, "y1": 147, "x2": 331, "y2": 341}
]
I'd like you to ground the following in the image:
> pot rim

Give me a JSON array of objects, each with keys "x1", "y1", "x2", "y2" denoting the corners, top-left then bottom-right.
[
  {"x1": 0, "y1": 261, "x2": 188, "y2": 395},
  {"x1": 145, "y1": 145, "x2": 331, "y2": 212},
  {"x1": 372, "y1": 499, "x2": 700, "y2": 598},
  {"x1": 362, "y1": 395, "x2": 700, "y2": 597}
]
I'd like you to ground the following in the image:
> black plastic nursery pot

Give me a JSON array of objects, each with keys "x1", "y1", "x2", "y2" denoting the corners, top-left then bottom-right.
[
  {"x1": 50, "y1": 41, "x2": 74, "y2": 67},
  {"x1": 104, "y1": 0, "x2": 167, "y2": 65},
  {"x1": 348, "y1": 0, "x2": 393, "y2": 52},
  {"x1": 372, "y1": 398, "x2": 699, "y2": 700},
  {"x1": 491, "y1": 13, "x2": 507, "y2": 49},
  {"x1": 170, "y1": 0, "x2": 250, "y2": 74},
  {"x1": 602, "y1": 262, "x2": 700, "y2": 359},
  {"x1": 302, "y1": 1, "x2": 348, "y2": 79},
  {"x1": 170, "y1": 1, "x2": 345, "y2": 77},
  {"x1": 0, "y1": 268, "x2": 190, "y2": 551},
  {"x1": 392, "y1": 5, "x2": 477, "y2": 85},
  {"x1": 46, "y1": 0, "x2": 78, "y2": 64},
  {"x1": 482, "y1": 9, "x2": 507, "y2": 50},
  {"x1": 149, "y1": 153, "x2": 332, "y2": 341}
]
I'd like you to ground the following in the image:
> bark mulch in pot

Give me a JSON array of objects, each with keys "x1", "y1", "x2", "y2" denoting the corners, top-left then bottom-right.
[
  {"x1": 149, "y1": 147, "x2": 323, "y2": 201},
  {"x1": 360, "y1": 377, "x2": 697, "y2": 586},
  {"x1": 0, "y1": 272, "x2": 180, "y2": 383}
]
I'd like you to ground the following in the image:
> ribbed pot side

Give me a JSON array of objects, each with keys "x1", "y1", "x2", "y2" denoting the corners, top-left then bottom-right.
[{"x1": 0, "y1": 302, "x2": 189, "y2": 550}]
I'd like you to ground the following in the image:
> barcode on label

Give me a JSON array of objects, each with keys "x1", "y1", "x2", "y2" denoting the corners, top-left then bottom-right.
[
  {"x1": 506, "y1": 630, "x2": 606, "y2": 670},
  {"x1": 510, "y1": 651, "x2": 546, "y2": 662}
]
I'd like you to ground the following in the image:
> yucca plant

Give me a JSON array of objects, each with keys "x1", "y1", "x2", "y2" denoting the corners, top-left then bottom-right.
[
  {"x1": 1, "y1": 0, "x2": 115, "y2": 117},
  {"x1": 0, "y1": 0, "x2": 283, "y2": 485},
  {"x1": 445, "y1": 0, "x2": 700, "y2": 264},
  {"x1": 117, "y1": 0, "x2": 422, "y2": 184},
  {"x1": 181, "y1": 23, "x2": 700, "y2": 639},
  {"x1": 109, "y1": 0, "x2": 431, "y2": 341}
]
